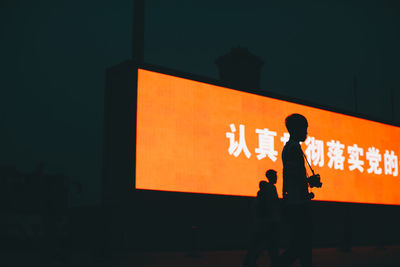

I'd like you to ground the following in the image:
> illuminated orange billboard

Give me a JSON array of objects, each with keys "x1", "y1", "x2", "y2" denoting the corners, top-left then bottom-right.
[{"x1": 136, "y1": 68, "x2": 400, "y2": 205}]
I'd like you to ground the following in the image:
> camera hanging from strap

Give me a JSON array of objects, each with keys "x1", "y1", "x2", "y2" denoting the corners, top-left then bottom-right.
[{"x1": 301, "y1": 149, "x2": 323, "y2": 198}]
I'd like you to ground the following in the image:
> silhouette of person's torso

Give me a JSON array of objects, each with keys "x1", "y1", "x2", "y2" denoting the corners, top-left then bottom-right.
[
  {"x1": 254, "y1": 183, "x2": 279, "y2": 223},
  {"x1": 282, "y1": 139, "x2": 309, "y2": 205}
]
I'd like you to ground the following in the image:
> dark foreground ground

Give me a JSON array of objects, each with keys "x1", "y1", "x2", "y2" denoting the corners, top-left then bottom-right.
[{"x1": 2, "y1": 246, "x2": 400, "y2": 267}]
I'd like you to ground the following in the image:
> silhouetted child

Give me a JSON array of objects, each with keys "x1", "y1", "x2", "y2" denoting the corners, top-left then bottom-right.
[
  {"x1": 279, "y1": 113, "x2": 313, "y2": 267},
  {"x1": 243, "y1": 169, "x2": 280, "y2": 267}
]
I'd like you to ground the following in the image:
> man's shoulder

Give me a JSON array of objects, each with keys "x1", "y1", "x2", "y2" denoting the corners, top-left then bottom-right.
[
  {"x1": 283, "y1": 140, "x2": 301, "y2": 156},
  {"x1": 284, "y1": 139, "x2": 300, "y2": 148}
]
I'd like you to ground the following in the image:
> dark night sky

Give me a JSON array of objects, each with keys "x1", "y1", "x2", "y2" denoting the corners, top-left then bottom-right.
[{"x1": 1, "y1": 0, "x2": 400, "y2": 205}]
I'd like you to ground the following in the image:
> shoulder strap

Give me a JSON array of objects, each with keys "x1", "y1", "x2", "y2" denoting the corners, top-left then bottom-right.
[{"x1": 301, "y1": 149, "x2": 315, "y2": 176}]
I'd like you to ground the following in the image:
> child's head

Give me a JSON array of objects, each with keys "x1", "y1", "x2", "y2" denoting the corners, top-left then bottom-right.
[
  {"x1": 265, "y1": 169, "x2": 277, "y2": 184},
  {"x1": 285, "y1": 113, "x2": 308, "y2": 142}
]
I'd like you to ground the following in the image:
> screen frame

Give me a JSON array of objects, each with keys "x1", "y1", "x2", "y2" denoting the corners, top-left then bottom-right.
[{"x1": 133, "y1": 62, "x2": 400, "y2": 207}]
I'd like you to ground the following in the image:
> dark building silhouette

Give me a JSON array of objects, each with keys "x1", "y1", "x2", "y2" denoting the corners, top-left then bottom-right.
[
  {"x1": 215, "y1": 46, "x2": 263, "y2": 91},
  {"x1": 0, "y1": 164, "x2": 69, "y2": 249}
]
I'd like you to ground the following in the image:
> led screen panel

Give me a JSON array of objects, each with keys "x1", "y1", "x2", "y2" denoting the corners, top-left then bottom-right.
[{"x1": 136, "y1": 68, "x2": 400, "y2": 205}]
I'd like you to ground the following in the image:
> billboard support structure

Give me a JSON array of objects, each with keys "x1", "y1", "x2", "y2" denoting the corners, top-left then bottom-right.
[
  {"x1": 132, "y1": 0, "x2": 145, "y2": 64},
  {"x1": 353, "y1": 75, "x2": 358, "y2": 113},
  {"x1": 391, "y1": 87, "x2": 395, "y2": 122}
]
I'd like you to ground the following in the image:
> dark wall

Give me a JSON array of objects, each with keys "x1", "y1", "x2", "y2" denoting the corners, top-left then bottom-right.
[{"x1": 102, "y1": 190, "x2": 400, "y2": 251}]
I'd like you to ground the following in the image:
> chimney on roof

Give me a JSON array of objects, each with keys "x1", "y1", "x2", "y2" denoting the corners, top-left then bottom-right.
[{"x1": 215, "y1": 46, "x2": 263, "y2": 91}]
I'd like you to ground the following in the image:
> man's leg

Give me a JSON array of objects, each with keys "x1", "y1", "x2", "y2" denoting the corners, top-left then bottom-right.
[
  {"x1": 279, "y1": 205, "x2": 308, "y2": 266},
  {"x1": 298, "y1": 205, "x2": 313, "y2": 267},
  {"x1": 298, "y1": 232, "x2": 312, "y2": 267}
]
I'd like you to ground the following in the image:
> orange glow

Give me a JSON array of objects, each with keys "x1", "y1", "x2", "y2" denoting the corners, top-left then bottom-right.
[{"x1": 136, "y1": 68, "x2": 400, "y2": 205}]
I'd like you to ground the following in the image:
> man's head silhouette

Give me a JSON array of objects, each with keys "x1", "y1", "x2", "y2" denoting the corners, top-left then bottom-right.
[{"x1": 285, "y1": 113, "x2": 308, "y2": 142}]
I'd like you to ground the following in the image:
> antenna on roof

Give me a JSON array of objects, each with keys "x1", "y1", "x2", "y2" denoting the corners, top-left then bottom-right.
[
  {"x1": 353, "y1": 75, "x2": 358, "y2": 113},
  {"x1": 132, "y1": 0, "x2": 145, "y2": 64}
]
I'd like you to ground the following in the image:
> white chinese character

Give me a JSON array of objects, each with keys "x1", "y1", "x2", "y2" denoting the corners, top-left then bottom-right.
[
  {"x1": 326, "y1": 140, "x2": 345, "y2": 170},
  {"x1": 255, "y1": 128, "x2": 278, "y2": 161},
  {"x1": 384, "y1": 150, "x2": 398, "y2": 176},
  {"x1": 226, "y1": 124, "x2": 251, "y2": 158},
  {"x1": 280, "y1": 132, "x2": 290, "y2": 146},
  {"x1": 347, "y1": 144, "x2": 364, "y2": 172},
  {"x1": 304, "y1": 136, "x2": 324, "y2": 167},
  {"x1": 366, "y1": 147, "x2": 382, "y2": 174}
]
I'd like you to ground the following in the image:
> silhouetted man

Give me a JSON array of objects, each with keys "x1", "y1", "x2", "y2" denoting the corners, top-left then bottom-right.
[
  {"x1": 279, "y1": 113, "x2": 313, "y2": 267},
  {"x1": 243, "y1": 170, "x2": 280, "y2": 267}
]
